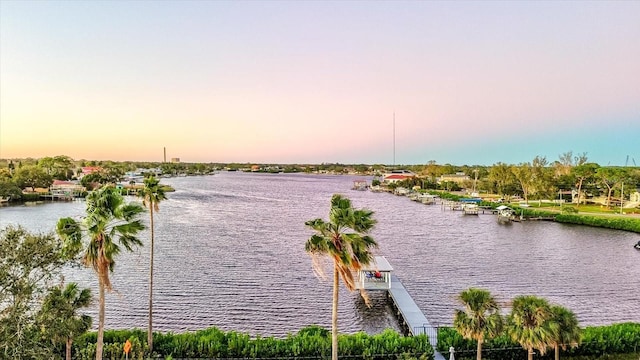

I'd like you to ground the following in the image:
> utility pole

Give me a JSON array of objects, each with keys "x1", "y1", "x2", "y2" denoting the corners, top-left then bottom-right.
[{"x1": 620, "y1": 181, "x2": 624, "y2": 215}]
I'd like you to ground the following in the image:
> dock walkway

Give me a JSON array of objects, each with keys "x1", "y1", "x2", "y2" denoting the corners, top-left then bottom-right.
[{"x1": 389, "y1": 275, "x2": 446, "y2": 360}]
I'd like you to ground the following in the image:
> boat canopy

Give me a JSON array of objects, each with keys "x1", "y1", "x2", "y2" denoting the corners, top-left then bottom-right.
[
  {"x1": 460, "y1": 198, "x2": 482, "y2": 203},
  {"x1": 361, "y1": 256, "x2": 393, "y2": 272}
]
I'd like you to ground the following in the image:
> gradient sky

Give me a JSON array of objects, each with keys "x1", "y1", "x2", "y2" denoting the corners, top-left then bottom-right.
[{"x1": 1, "y1": 1, "x2": 638, "y2": 166}]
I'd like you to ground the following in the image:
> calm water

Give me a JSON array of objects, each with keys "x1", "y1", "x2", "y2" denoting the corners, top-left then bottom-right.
[{"x1": 1, "y1": 172, "x2": 639, "y2": 337}]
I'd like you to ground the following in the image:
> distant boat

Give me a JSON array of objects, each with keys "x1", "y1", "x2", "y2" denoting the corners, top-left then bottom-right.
[
  {"x1": 496, "y1": 205, "x2": 515, "y2": 222},
  {"x1": 352, "y1": 180, "x2": 369, "y2": 191},
  {"x1": 0, "y1": 196, "x2": 9, "y2": 204},
  {"x1": 462, "y1": 203, "x2": 479, "y2": 215}
]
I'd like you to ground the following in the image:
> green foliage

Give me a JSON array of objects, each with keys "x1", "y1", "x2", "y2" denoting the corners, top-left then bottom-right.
[
  {"x1": 438, "y1": 323, "x2": 640, "y2": 360},
  {"x1": 72, "y1": 326, "x2": 434, "y2": 359},
  {"x1": 0, "y1": 179, "x2": 22, "y2": 200},
  {"x1": 555, "y1": 214, "x2": 640, "y2": 233},
  {"x1": 510, "y1": 207, "x2": 640, "y2": 233},
  {"x1": 13, "y1": 165, "x2": 53, "y2": 190},
  {"x1": 36, "y1": 283, "x2": 92, "y2": 359},
  {"x1": 0, "y1": 226, "x2": 69, "y2": 359},
  {"x1": 427, "y1": 190, "x2": 462, "y2": 201}
]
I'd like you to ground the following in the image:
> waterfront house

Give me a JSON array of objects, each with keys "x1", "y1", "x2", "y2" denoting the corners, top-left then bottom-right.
[
  {"x1": 437, "y1": 172, "x2": 470, "y2": 185},
  {"x1": 50, "y1": 180, "x2": 85, "y2": 198},
  {"x1": 383, "y1": 170, "x2": 416, "y2": 184}
]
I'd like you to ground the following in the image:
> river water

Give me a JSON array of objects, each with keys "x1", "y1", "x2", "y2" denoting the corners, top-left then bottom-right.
[{"x1": 1, "y1": 172, "x2": 639, "y2": 337}]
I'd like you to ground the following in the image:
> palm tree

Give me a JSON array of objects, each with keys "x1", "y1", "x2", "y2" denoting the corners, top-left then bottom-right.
[
  {"x1": 549, "y1": 305, "x2": 581, "y2": 360},
  {"x1": 38, "y1": 283, "x2": 92, "y2": 360},
  {"x1": 453, "y1": 288, "x2": 503, "y2": 360},
  {"x1": 507, "y1": 295, "x2": 557, "y2": 360},
  {"x1": 305, "y1": 194, "x2": 377, "y2": 360},
  {"x1": 138, "y1": 175, "x2": 166, "y2": 353},
  {"x1": 57, "y1": 186, "x2": 145, "y2": 360}
]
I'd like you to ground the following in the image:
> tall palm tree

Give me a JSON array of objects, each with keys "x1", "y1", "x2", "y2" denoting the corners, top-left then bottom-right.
[
  {"x1": 57, "y1": 186, "x2": 145, "y2": 360},
  {"x1": 305, "y1": 194, "x2": 377, "y2": 360},
  {"x1": 507, "y1": 295, "x2": 557, "y2": 360},
  {"x1": 453, "y1": 288, "x2": 503, "y2": 360},
  {"x1": 38, "y1": 283, "x2": 92, "y2": 360},
  {"x1": 138, "y1": 175, "x2": 166, "y2": 353},
  {"x1": 549, "y1": 305, "x2": 581, "y2": 360}
]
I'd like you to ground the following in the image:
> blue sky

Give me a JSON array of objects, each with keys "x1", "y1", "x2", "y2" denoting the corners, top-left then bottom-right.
[{"x1": 1, "y1": 1, "x2": 638, "y2": 165}]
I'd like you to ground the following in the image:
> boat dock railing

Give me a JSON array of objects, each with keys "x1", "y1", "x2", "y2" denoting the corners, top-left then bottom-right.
[{"x1": 387, "y1": 274, "x2": 446, "y2": 360}]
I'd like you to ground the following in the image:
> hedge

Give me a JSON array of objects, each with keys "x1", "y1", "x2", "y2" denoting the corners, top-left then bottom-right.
[
  {"x1": 437, "y1": 322, "x2": 640, "y2": 360},
  {"x1": 70, "y1": 326, "x2": 434, "y2": 360}
]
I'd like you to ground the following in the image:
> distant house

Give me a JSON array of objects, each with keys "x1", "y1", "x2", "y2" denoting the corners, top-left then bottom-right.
[
  {"x1": 437, "y1": 172, "x2": 470, "y2": 184},
  {"x1": 383, "y1": 170, "x2": 415, "y2": 184},
  {"x1": 78, "y1": 166, "x2": 103, "y2": 179},
  {"x1": 50, "y1": 180, "x2": 85, "y2": 197}
]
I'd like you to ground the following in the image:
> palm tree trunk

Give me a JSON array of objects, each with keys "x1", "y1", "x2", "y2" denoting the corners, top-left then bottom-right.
[
  {"x1": 577, "y1": 179, "x2": 584, "y2": 206},
  {"x1": 148, "y1": 207, "x2": 155, "y2": 353},
  {"x1": 96, "y1": 278, "x2": 105, "y2": 360},
  {"x1": 555, "y1": 344, "x2": 559, "y2": 360},
  {"x1": 332, "y1": 263, "x2": 339, "y2": 360},
  {"x1": 476, "y1": 338, "x2": 482, "y2": 360},
  {"x1": 527, "y1": 347, "x2": 533, "y2": 360},
  {"x1": 66, "y1": 337, "x2": 72, "y2": 360}
]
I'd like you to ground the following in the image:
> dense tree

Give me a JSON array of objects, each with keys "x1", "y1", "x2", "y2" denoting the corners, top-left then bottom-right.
[
  {"x1": 305, "y1": 194, "x2": 378, "y2": 360},
  {"x1": 532, "y1": 156, "x2": 555, "y2": 199},
  {"x1": 512, "y1": 163, "x2": 534, "y2": 203},
  {"x1": 37, "y1": 283, "x2": 92, "y2": 360},
  {"x1": 52, "y1": 155, "x2": 76, "y2": 180},
  {"x1": 453, "y1": 288, "x2": 503, "y2": 360},
  {"x1": 0, "y1": 226, "x2": 68, "y2": 359},
  {"x1": 487, "y1": 162, "x2": 518, "y2": 197},
  {"x1": 57, "y1": 187, "x2": 146, "y2": 360},
  {"x1": 138, "y1": 176, "x2": 167, "y2": 353},
  {"x1": 13, "y1": 165, "x2": 53, "y2": 191},
  {"x1": 596, "y1": 167, "x2": 625, "y2": 208},
  {"x1": 571, "y1": 163, "x2": 599, "y2": 205},
  {"x1": 0, "y1": 178, "x2": 22, "y2": 200},
  {"x1": 508, "y1": 295, "x2": 556, "y2": 360}
]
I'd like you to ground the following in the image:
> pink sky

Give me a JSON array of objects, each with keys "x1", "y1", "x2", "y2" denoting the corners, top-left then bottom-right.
[{"x1": 1, "y1": 1, "x2": 638, "y2": 165}]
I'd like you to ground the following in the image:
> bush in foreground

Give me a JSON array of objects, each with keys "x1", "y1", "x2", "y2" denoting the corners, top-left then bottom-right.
[{"x1": 71, "y1": 325, "x2": 434, "y2": 359}]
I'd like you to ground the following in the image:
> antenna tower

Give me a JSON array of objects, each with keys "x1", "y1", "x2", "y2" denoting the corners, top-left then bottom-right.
[{"x1": 393, "y1": 111, "x2": 396, "y2": 166}]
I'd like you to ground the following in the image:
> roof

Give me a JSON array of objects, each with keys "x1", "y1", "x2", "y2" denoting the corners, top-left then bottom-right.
[
  {"x1": 384, "y1": 174, "x2": 413, "y2": 180},
  {"x1": 360, "y1": 256, "x2": 393, "y2": 272},
  {"x1": 52, "y1": 180, "x2": 75, "y2": 185}
]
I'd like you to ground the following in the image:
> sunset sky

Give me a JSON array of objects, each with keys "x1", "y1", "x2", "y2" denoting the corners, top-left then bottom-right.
[{"x1": 1, "y1": 1, "x2": 638, "y2": 166}]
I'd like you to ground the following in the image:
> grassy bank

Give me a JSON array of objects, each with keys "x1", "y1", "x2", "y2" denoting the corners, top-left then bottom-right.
[{"x1": 513, "y1": 206, "x2": 640, "y2": 233}]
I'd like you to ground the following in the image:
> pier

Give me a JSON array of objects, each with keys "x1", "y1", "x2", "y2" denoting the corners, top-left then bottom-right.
[
  {"x1": 357, "y1": 257, "x2": 446, "y2": 359},
  {"x1": 388, "y1": 275, "x2": 445, "y2": 359}
]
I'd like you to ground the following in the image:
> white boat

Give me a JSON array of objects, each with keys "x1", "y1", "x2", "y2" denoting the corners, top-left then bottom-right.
[
  {"x1": 462, "y1": 203, "x2": 479, "y2": 215},
  {"x1": 352, "y1": 180, "x2": 369, "y2": 191},
  {"x1": 496, "y1": 205, "x2": 515, "y2": 222}
]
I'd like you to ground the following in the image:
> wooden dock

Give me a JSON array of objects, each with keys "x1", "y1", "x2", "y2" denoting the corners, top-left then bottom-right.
[{"x1": 388, "y1": 275, "x2": 446, "y2": 360}]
